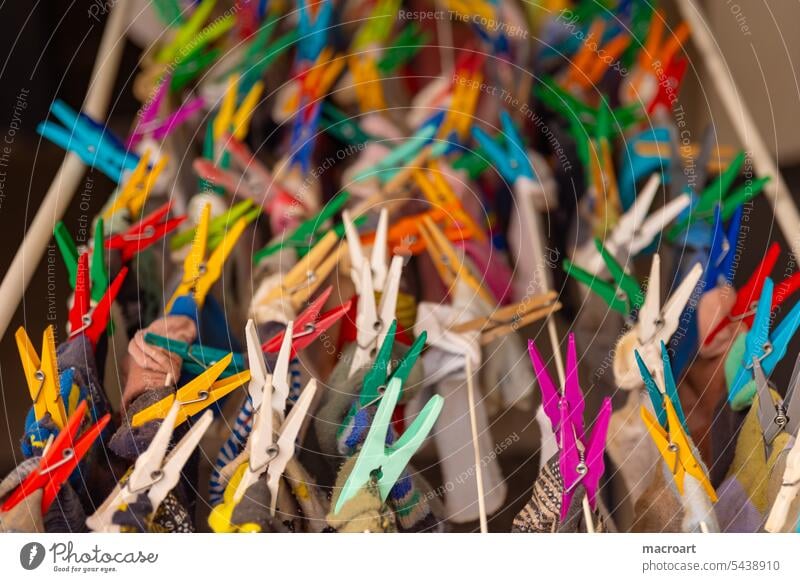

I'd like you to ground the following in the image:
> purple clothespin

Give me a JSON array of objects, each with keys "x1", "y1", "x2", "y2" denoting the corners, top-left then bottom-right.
[
  {"x1": 529, "y1": 334, "x2": 612, "y2": 519},
  {"x1": 127, "y1": 75, "x2": 205, "y2": 148}
]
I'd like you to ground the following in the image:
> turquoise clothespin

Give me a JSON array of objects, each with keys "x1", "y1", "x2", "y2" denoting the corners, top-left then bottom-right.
[
  {"x1": 297, "y1": 0, "x2": 333, "y2": 64},
  {"x1": 320, "y1": 102, "x2": 375, "y2": 146},
  {"x1": 619, "y1": 127, "x2": 672, "y2": 209},
  {"x1": 471, "y1": 109, "x2": 533, "y2": 184},
  {"x1": 728, "y1": 278, "x2": 800, "y2": 409},
  {"x1": 636, "y1": 341, "x2": 687, "y2": 431},
  {"x1": 53, "y1": 218, "x2": 109, "y2": 302},
  {"x1": 145, "y1": 332, "x2": 246, "y2": 378},
  {"x1": 38, "y1": 100, "x2": 139, "y2": 183},
  {"x1": 334, "y1": 376, "x2": 443, "y2": 514}
]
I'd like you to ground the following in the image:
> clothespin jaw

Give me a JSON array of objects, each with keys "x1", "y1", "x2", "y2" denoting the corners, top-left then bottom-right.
[
  {"x1": 562, "y1": 19, "x2": 630, "y2": 92},
  {"x1": 344, "y1": 207, "x2": 391, "y2": 293},
  {"x1": 471, "y1": 110, "x2": 533, "y2": 185},
  {"x1": 702, "y1": 205, "x2": 742, "y2": 291},
  {"x1": 1, "y1": 400, "x2": 110, "y2": 514},
  {"x1": 131, "y1": 354, "x2": 250, "y2": 427},
  {"x1": 54, "y1": 219, "x2": 109, "y2": 302},
  {"x1": 635, "y1": 342, "x2": 687, "y2": 431},
  {"x1": 335, "y1": 377, "x2": 444, "y2": 514},
  {"x1": 262, "y1": 295, "x2": 352, "y2": 358},
  {"x1": 68, "y1": 252, "x2": 128, "y2": 346},
  {"x1": 16, "y1": 326, "x2": 67, "y2": 429},
  {"x1": 213, "y1": 74, "x2": 264, "y2": 143},
  {"x1": 756, "y1": 353, "x2": 800, "y2": 460},
  {"x1": 297, "y1": 0, "x2": 333, "y2": 63},
  {"x1": 102, "y1": 151, "x2": 168, "y2": 221},
  {"x1": 144, "y1": 333, "x2": 246, "y2": 378},
  {"x1": 105, "y1": 203, "x2": 186, "y2": 263}
]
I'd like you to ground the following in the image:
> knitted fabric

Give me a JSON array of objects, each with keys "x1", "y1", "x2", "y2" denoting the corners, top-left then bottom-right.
[
  {"x1": 112, "y1": 492, "x2": 194, "y2": 533},
  {"x1": 327, "y1": 455, "x2": 397, "y2": 533},
  {"x1": 631, "y1": 465, "x2": 685, "y2": 533},
  {"x1": 44, "y1": 484, "x2": 87, "y2": 533},
  {"x1": 715, "y1": 477, "x2": 763, "y2": 532},
  {"x1": 0, "y1": 458, "x2": 44, "y2": 532},
  {"x1": 209, "y1": 395, "x2": 254, "y2": 505},
  {"x1": 108, "y1": 385, "x2": 175, "y2": 461}
]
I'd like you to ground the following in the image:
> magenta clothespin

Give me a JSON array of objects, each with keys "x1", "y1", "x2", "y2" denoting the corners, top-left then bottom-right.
[
  {"x1": 529, "y1": 334, "x2": 612, "y2": 519},
  {"x1": 127, "y1": 74, "x2": 205, "y2": 147}
]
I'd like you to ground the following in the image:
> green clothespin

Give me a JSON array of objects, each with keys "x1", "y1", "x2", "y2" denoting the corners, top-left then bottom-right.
[
  {"x1": 145, "y1": 332, "x2": 246, "y2": 378},
  {"x1": 452, "y1": 133, "x2": 504, "y2": 180},
  {"x1": 333, "y1": 376, "x2": 443, "y2": 514},
  {"x1": 320, "y1": 102, "x2": 375, "y2": 146},
  {"x1": 621, "y1": 1, "x2": 655, "y2": 68},
  {"x1": 236, "y1": 17, "x2": 299, "y2": 96},
  {"x1": 151, "y1": 0, "x2": 183, "y2": 26},
  {"x1": 377, "y1": 24, "x2": 428, "y2": 75},
  {"x1": 170, "y1": 200, "x2": 259, "y2": 252},
  {"x1": 563, "y1": 238, "x2": 644, "y2": 317},
  {"x1": 359, "y1": 321, "x2": 426, "y2": 408},
  {"x1": 352, "y1": 122, "x2": 438, "y2": 183},
  {"x1": 353, "y1": 0, "x2": 401, "y2": 50},
  {"x1": 172, "y1": 48, "x2": 223, "y2": 93},
  {"x1": 667, "y1": 151, "x2": 770, "y2": 240},
  {"x1": 156, "y1": 0, "x2": 232, "y2": 65},
  {"x1": 253, "y1": 191, "x2": 360, "y2": 262},
  {"x1": 54, "y1": 218, "x2": 109, "y2": 302}
]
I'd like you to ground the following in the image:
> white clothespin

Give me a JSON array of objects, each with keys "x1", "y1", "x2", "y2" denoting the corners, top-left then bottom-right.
[
  {"x1": 765, "y1": 436, "x2": 800, "y2": 532},
  {"x1": 235, "y1": 320, "x2": 317, "y2": 516},
  {"x1": 87, "y1": 403, "x2": 213, "y2": 532},
  {"x1": 614, "y1": 255, "x2": 703, "y2": 389},
  {"x1": 343, "y1": 208, "x2": 388, "y2": 293}
]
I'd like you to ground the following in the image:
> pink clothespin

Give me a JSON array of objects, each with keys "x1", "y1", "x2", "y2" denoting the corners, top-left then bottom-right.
[{"x1": 127, "y1": 75, "x2": 205, "y2": 148}]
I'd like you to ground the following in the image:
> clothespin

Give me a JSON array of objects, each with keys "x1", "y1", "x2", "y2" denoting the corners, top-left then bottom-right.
[
  {"x1": 256, "y1": 229, "x2": 347, "y2": 311},
  {"x1": 418, "y1": 215, "x2": 495, "y2": 307},
  {"x1": 165, "y1": 203, "x2": 247, "y2": 314},
  {"x1": 213, "y1": 74, "x2": 264, "y2": 144},
  {"x1": 377, "y1": 23, "x2": 427, "y2": 74},
  {"x1": 636, "y1": 341, "x2": 687, "y2": 431},
  {"x1": 144, "y1": 333, "x2": 246, "y2": 378},
  {"x1": 131, "y1": 353, "x2": 250, "y2": 427},
  {"x1": 668, "y1": 151, "x2": 770, "y2": 240},
  {"x1": 105, "y1": 203, "x2": 186, "y2": 263},
  {"x1": 561, "y1": 19, "x2": 630, "y2": 92},
  {"x1": 471, "y1": 110, "x2": 533, "y2": 186},
  {"x1": 37, "y1": 100, "x2": 139, "y2": 183},
  {"x1": 701, "y1": 205, "x2": 743, "y2": 292},
  {"x1": 226, "y1": 321, "x2": 317, "y2": 516},
  {"x1": 344, "y1": 207, "x2": 390, "y2": 294},
  {"x1": 170, "y1": 200, "x2": 258, "y2": 254},
  {"x1": 754, "y1": 355, "x2": 800, "y2": 460},
  {"x1": 438, "y1": 53, "x2": 484, "y2": 142},
  {"x1": 529, "y1": 334, "x2": 612, "y2": 518},
  {"x1": 320, "y1": 102, "x2": 375, "y2": 145},
  {"x1": 296, "y1": 0, "x2": 333, "y2": 64},
  {"x1": 102, "y1": 151, "x2": 168, "y2": 222},
  {"x1": 765, "y1": 429, "x2": 800, "y2": 532},
  {"x1": 16, "y1": 326, "x2": 67, "y2": 429},
  {"x1": 87, "y1": 404, "x2": 212, "y2": 532},
  {"x1": 261, "y1": 287, "x2": 351, "y2": 358},
  {"x1": 254, "y1": 191, "x2": 354, "y2": 263},
  {"x1": 233, "y1": 16, "x2": 299, "y2": 96},
  {"x1": 450, "y1": 291, "x2": 562, "y2": 345},
  {"x1": 68, "y1": 253, "x2": 127, "y2": 346},
  {"x1": 54, "y1": 219, "x2": 108, "y2": 302},
  {"x1": 155, "y1": 0, "x2": 234, "y2": 66},
  {"x1": 349, "y1": 53, "x2": 387, "y2": 113},
  {"x1": 564, "y1": 239, "x2": 644, "y2": 318},
  {"x1": 335, "y1": 376, "x2": 443, "y2": 514},
  {"x1": 127, "y1": 77, "x2": 204, "y2": 148},
  {"x1": 1, "y1": 400, "x2": 110, "y2": 514},
  {"x1": 728, "y1": 278, "x2": 800, "y2": 406}
]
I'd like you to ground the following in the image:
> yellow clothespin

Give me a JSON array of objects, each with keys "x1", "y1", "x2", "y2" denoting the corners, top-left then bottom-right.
[
  {"x1": 418, "y1": 215, "x2": 495, "y2": 306},
  {"x1": 165, "y1": 203, "x2": 247, "y2": 313},
  {"x1": 15, "y1": 326, "x2": 67, "y2": 429},
  {"x1": 213, "y1": 75, "x2": 264, "y2": 143},
  {"x1": 284, "y1": 49, "x2": 345, "y2": 117},
  {"x1": 450, "y1": 291, "x2": 562, "y2": 345},
  {"x1": 349, "y1": 53, "x2": 386, "y2": 112},
  {"x1": 103, "y1": 151, "x2": 168, "y2": 221},
  {"x1": 259, "y1": 229, "x2": 346, "y2": 310},
  {"x1": 131, "y1": 354, "x2": 250, "y2": 427},
  {"x1": 588, "y1": 134, "x2": 621, "y2": 238},
  {"x1": 641, "y1": 395, "x2": 718, "y2": 502},
  {"x1": 439, "y1": 69, "x2": 482, "y2": 141}
]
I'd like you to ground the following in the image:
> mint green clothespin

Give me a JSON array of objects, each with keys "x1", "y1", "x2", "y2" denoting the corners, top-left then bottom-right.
[{"x1": 359, "y1": 321, "x2": 426, "y2": 408}]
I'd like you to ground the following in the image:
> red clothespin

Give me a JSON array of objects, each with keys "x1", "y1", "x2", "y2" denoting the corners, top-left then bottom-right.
[
  {"x1": 647, "y1": 56, "x2": 687, "y2": 115},
  {"x1": 69, "y1": 253, "x2": 128, "y2": 346},
  {"x1": 1, "y1": 400, "x2": 110, "y2": 513},
  {"x1": 261, "y1": 286, "x2": 351, "y2": 358},
  {"x1": 104, "y1": 202, "x2": 186, "y2": 263}
]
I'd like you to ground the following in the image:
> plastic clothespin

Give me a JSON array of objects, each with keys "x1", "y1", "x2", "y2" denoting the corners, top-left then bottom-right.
[
  {"x1": 320, "y1": 102, "x2": 375, "y2": 145},
  {"x1": 155, "y1": 0, "x2": 235, "y2": 67},
  {"x1": 254, "y1": 191, "x2": 353, "y2": 262},
  {"x1": 213, "y1": 74, "x2": 264, "y2": 143},
  {"x1": 529, "y1": 334, "x2": 612, "y2": 518},
  {"x1": 37, "y1": 100, "x2": 139, "y2": 183},
  {"x1": 562, "y1": 19, "x2": 630, "y2": 91},
  {"x1": 349, "y1": 53, "x2": 387, "y2": 113},
  {"x1": 54, "y1": 219, "x2": 108, "y2": 302},
  {"x1": 636, "y1": 341, "x2": 687, "y2": 431},
  {"x1": 335, "y1": 376, "x2": 443, "y2": 514},
  {"x1": 261, "y1": 287, "x2": 351, "y2": 358},
  {"x1": 165, "y1": 203, "x2": 248, "y2": 314},
  {"x1": 131, "y1": 353, "x2": 250, "y2": 427},
  {"x1": 418, "y1": 215, "x2": 495, "y2": 307},
  {"x1": 668, "y1": 151, "x2": 770, "y2": 240},
  {"x1": 170, "y1": 200, "x2": 258, "y2": 253},
  {"x1": 15, "y1": 326, "x2": 67, "y2": 429},
  {"x1": 257, "y1": 229, "x2": 347, "y2": 311},
  {"x1": 105, "y1": 202, "x2": 186, "y2": 263},
  {"x1": 127, "y1": 77, "x2": 204, "y2": 148},
  {"x1": 1, "y1": 400, "x2": 110, "y2": 514},
  {"x1": 472, "y1": 110, "x2": 533, "y2": 185},
  {"x1": 377, "y1": 23, "x2": 427, "y2": 74},
  {"x1": 352, "y1": 0, "x2": 400, "y2": 50},
  {"x1": 102, "y1": 151, "x2": 168, "y2": 222},
  {"x1": 438, "y1": 53, "x2": 484, "y2": 142},
  {"x1": 344, "y1": 207, "x2": 390, "y2": 294},
  {"x1": 564, "y1": 239, "x2": 644, "y2": 318},
  {"x1": 144, "y1": 333, "x2": 246, "y2": 378},
  {"x1": 297, "y1": 0, "x2": 333, "y2": 63},
  {"x1": 234, "y1": 17, "x2": 299, "y2": 96},
  {"x1": 728, "y1": 278, "x2": 800, "y2": 407},
  {"x1": 69, "y1": 253, "x2": 127, "y2": 346},
  {"x1": 701, "y1": 205, "x2": 743, "y2": 292},
  {"x1": 754, "y1": 354, "x2": 800, "y2": 460},
  {"x1": 450, "y1": 291, "x2": 562, "y2": 345},
  {"x1": 87, "y1": 404, "x2": 212, "y2": 532}
]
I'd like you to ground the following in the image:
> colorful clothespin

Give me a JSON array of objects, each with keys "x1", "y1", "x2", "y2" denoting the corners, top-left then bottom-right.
[
  {"x1": 144, "y1": 333, "x2": 246, "y2": 378},
  {"x1": 438, "y1": 53, "x2": 484, "y2": 142},
  {"x1": 320, "y1": 102, "x2": 375, "y2": 145},
  {"x1": 377, "y1": 23, "x2": 427, "y2": 74},
  {"x1": 127, "y1": 77, "x2": 204, "y2": 148},
  {"x1": 102, "y1": 151, "x2": 168, "y2": 222},
  {"x1": 754, "y1": 355, "x2": 800, "y2": 459},
  {"x1": 131, "y1": 353, "x2": 250, "y2": 427},
  {"x1": 561, "y1": 19, "x2": 630, "y2": 92},
  {"x1": 529, "y1": 334, "x2": 612, "y2": 518},
  {"x1": 261, "y1": 287, "x2": 351, "y2": 358},
  {"x1": 16, "y1": 326, "x2": 67, "y2": 429},
  {"x1": 344, "y1": 207, "x2": 390, "y2": 294},
  {"x1": 296, "y1": 0, "x2": 333, "y2": 64},
  {"x1": 636, "y1": 341, "x2": 687, "y2": 432},
  {"x1": 69, "y1": 253, "x2": 127, "y2": 346},
  {"x1": 450, "y1": 291, "x2": 562, "y2": 345},
  {"x1": 37, "y1": 100, "x2": 139, "y2": 183},
  {"x1": 213, "y1": 74, "x2": 264, "y2": 143},
  {"x1": 564, "y1": 239, "x2": 644, "y2": 318},
  {"x1": 170, "y1": 200, "x2": 257, "y2": 254},
  {"x1": 349, "y1": 53, "x2": 387, "y2": 113},
  {"x1": 165, "y1": 203, "x2": 248, "y2": 314},
  {"x1": 472, "y1": 110, "x2": 533, "y2": 185},
  {"x1": 701, "y1": 205, "x2": 743, "y2": 291},
  {"x1": 87, "y1": 404, "x2": 213, "y2": 532},
  {"x1": 233, "y1": 16, "x2": 299, "y2": 96},
  {"x1": 727, "y1": 278, "x2": 800, "y2": 408},
  {"x1": 1, "y1": 400, "x2": 110, "y2": 514},
  {"x1": 105, "y1": 203, "x2": 186, "y2": 263},
  {"x1": 334, "y1": 376, "x2": 443, "y2": 514},
  {"x1": 54, "y1": 219, "x2": 108, "y2": 302}
]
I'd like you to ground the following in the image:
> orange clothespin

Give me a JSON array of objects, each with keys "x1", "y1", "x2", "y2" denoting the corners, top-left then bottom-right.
[{"x1": 563, "y1": 20, "x2": 630, "y2": 92}]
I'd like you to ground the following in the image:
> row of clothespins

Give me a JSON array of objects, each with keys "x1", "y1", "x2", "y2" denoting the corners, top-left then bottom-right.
[{"x1": 2, "y1": 0, "x2": 800, "y2": 534}]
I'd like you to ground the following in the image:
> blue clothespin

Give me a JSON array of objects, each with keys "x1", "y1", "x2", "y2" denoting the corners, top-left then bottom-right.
[
  {"x1": 702, "y1": 205, "x2": 743, "y2": 293},
  {"x1": 297, "y1": 0, "x2": 333, "y2": 64},
  {"x1": 288, "y1": 99, "x2": 323, "y2": 173},
  {"x1": 729, "y1": 278, "x2": 800, "y2": 407},
  {"x1": 37, "y1": 100, "x2": 140, "y2": 183},
  {"x1": 471, "y1": 110, "x2": 533, "y2": 184},
  {"x1": 619, "y1": 127, "x2": 672, "y2": 210},
  {"x1": 636, "y1": 341, "x2": 688, "y2": 432}
]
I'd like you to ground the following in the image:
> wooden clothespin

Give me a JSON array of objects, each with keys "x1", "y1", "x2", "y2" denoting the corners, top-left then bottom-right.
[
  {"x1": 15, "y1": 326, "x2": 67, "y2": 429},
  {"x1": 451, "y1": 292, "x2": 562, "y2": 345}
]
